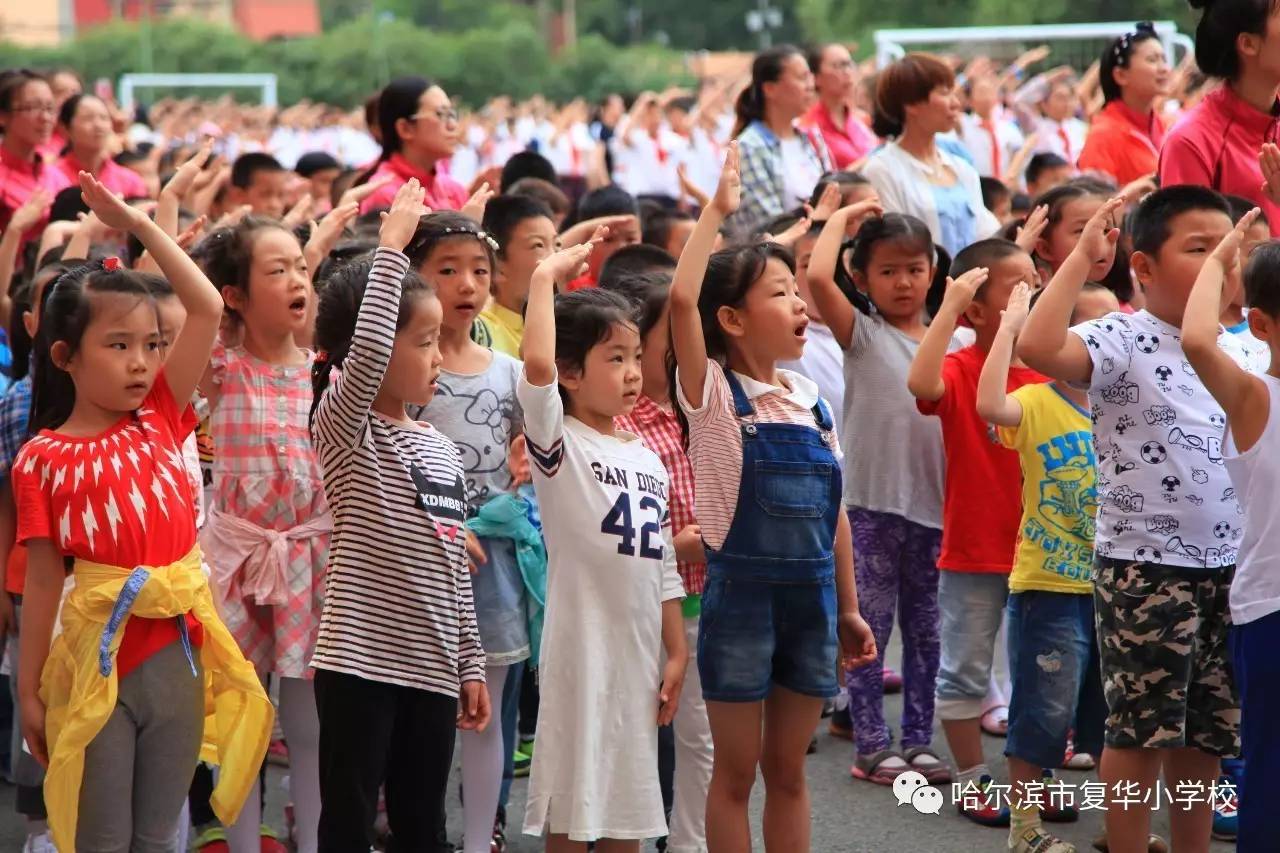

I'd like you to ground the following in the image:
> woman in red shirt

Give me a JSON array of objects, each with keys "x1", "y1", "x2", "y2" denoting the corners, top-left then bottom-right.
[
  {"x1": 1161, "y1": 0, "x2": 1280, "y2": 235},
  {"x1": 354, "y1": 76, "x2": 469, "y2": 214},
  {"x1": 1077, "y1": 23, "x2": 1171, "y2": 186},
  {"x1": 55, "y1": 94, "x2": 148, "y2": 200},
  {"x1": 802, "y1": 43, "x2": 878, "y2": 169},
  {"x1": 0, "y1": 70, "x2": 71, "y2": 238}
]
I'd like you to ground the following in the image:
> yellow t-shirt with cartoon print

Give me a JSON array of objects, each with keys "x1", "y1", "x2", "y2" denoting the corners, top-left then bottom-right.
[{"x1": 996, "y1": 382, "x2": 1097, "y2": 594}]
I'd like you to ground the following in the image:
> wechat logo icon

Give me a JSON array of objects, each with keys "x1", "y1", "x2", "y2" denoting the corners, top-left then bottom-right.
[{"x1": 894, "y1": 770, "x2": 945, "y2": 815}]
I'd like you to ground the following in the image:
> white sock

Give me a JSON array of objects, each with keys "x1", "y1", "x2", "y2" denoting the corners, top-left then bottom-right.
[{"x1": 461, "y1": 663, "x2": 508, "y2": 853}]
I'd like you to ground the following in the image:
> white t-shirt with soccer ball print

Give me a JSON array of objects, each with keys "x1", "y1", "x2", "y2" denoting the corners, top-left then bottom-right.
[{"x1": 1069, "y1": 309, "x2": 1250, "y2": 570}]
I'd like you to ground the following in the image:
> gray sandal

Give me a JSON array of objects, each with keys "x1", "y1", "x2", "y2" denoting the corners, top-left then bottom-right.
[{"x1": 903, "y1": 746, "x2": 953, "y2": 784}]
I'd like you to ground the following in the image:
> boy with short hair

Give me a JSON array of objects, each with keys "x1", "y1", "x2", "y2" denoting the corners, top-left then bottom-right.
[
  {"x1": 1020, "y1": 187, "x2": 1244, "y2": 852},
  {"x1": 977, "y1": 281, "x2": 1118, "y2": 853},
  {"x1": 479, "y1": 194, "x2": 558, "y2": 358},
  {"x1": 230, "y1": 152, "x2": 289, "y2": 219},
  {"x1": 907, "y1": 238, "x2": 1047, "y2": 826}
]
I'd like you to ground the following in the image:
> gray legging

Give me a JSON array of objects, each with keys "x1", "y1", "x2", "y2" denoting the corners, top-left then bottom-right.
[{"x1": 76, "y1": 638, "x2": 205, "y2": 852}]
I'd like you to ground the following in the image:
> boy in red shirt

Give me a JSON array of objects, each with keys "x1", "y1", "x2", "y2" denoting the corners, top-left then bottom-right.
[{"x1": 907, "y1": 239, "x2": 1046, "y2": 826}]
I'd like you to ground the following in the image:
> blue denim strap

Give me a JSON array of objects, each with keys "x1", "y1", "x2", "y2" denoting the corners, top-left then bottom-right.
[{"x1": 97, "y1": 566, "x2": 198, "y2": 678}]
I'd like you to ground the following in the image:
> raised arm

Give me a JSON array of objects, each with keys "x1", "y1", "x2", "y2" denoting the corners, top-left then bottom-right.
[
  {"x1": 79, "y1": 172, "x2": 222, "y2": 407},
  {"x1": 906, "y1": 267, "x2": 989, "y2": 402},
  {"x1": 313, "y1": 179, "x2": 428, "y2": 446},
  {"x1": 1183, "y1": 207, "x2": 1270, "y2": 452},
  {"x1": 807, "y1": 198, "x2": 884, "y2": 347},
  {"x1": 523, "y1": 239, "x2": 598, "y2": 387},
  {"x1": 670, "y1": 141, "x2": 740, "y2": 409},
  {"x1": 1020, "y1": 196, "x2": 1124, "y2": 383},
  {"x1": 977, "y1": 282, "x2": 1032, "y2": 427}
]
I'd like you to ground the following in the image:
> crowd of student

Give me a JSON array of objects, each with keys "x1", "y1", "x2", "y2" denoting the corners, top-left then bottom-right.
[{"x1": 1, "y1": 2, "x2": 1280, "y2": 853}]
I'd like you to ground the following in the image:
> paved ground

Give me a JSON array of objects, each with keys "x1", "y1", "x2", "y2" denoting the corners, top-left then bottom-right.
[{"x1": 0, "y1": 634, "x2": 1238, "y2": 852}]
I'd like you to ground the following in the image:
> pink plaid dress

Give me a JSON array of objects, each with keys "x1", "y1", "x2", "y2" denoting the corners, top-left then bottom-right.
[{"x1": 203, "y1": 344, "x2": 327, "y2": 678}]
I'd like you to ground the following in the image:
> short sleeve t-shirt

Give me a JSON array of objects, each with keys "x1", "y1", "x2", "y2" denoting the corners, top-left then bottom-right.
[
  {"x1": 1069, "y1": 309, "x2": 1247, "y2": 570},
  {"x1": 413, "y1": 350, "x2": 524, "y2": 507},
  {"x1": 13, "y1": 375, "x2": 203, "y2": 678},
  {"x1": 916, "y1": 345, "x2": 1048, "y2": 573},
  {"x1": 997, "y1": 383, "x2": 1097, "y2": 593}
]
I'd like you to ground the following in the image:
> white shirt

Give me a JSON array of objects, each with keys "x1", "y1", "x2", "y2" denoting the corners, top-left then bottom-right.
[
  {"x1": 1070, "y1": 309, "x2": 1248, "y2": 569},
  {"x1": 781, "y1": 321, "x2": 845, "y2": 427},
  {"x1": 613, "y1": 126, "x2": 686, "y2": 198},
  {"x1": 1223, "y1": 374, "x2": 1280, "y2": 624},
  {"x1": 1031, "y1": 116, "x2": 1088, "y2": 166},
  {"x1": 779, "y1": 133, "x2": 824, "y2": 209},
  {"x1": 862, "y1": 141, "x2": 1001, "y2": 247},
  {"x1": 958, "y1": 111, "x2": 1025, "y2": 179},
  {"x1": 517, "y1": 371, "x2": 683, "y2": 841}
]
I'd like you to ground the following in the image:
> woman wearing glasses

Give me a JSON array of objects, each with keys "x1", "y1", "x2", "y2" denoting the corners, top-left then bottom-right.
[
  {"x1": 0, "y1": 70, "x2": 71, "y2": 239},
  {"x1": 1076, "y1": 23, "x2": 1171, "y2": 187},
  {"x1": 355, "y1": 76, "x2": 470, "y2": 214},
  {"x1": 802, "y1": 43, "x2": 878, "y2": 170}
]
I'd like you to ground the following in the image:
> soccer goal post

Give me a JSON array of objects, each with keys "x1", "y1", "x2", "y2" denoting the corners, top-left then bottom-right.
[
  {"x1": 118, "y1": 73, "x2": 279, "y2": 110},
  {"x1": 873, "y1": 21, "x2": 1194, "y2": 69}
]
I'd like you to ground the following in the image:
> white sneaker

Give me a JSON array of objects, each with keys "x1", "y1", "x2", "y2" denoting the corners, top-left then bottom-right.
[{"x1": 23, "y1": 832, "x2": 56, "y2": 853}]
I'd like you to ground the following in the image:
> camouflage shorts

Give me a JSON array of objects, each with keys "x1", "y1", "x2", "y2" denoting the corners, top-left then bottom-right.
[{"x1": 1094, "y1": 557, "x2": 1240, "y2": 757}]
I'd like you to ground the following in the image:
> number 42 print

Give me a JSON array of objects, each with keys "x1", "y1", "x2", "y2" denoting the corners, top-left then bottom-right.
[{"x1": 600, "y1": 492, "x2": 665, "y2": 559}]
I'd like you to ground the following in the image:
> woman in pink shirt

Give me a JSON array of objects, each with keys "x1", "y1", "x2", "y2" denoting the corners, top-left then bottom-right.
[
  {"x1": 0, "y1": 70, "x2": 71, "y2": 238},
  {"x1": 1161, "y1": 0, "x2": 1280, "y2": 236},
  {"x1": 802, "y1": 43, "x2": 878, "y2": 169},
  {"x1": 354, "y1": 77, "x2": 469, "y2": 214},
  {"x1": 55, "y1": 94, "x2": 149, "y2": 199},
  {"x1": 1077, "y1": 23, "x2": 1171, "y2": 186}
]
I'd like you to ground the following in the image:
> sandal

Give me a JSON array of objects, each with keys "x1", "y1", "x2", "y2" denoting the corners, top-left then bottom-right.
[
  {"x1": 1091, "y1": 834, "x2": 1169, "y2": 853},
  {"x1": 902, "y1": 746, "x2": 952, "y2": 784},
  {"x1": 850, "y1": 748, "x2": 909, "y2": 785},
  {"x1": 980, "y1": 705, "x2": 1009, "y2": 737}
]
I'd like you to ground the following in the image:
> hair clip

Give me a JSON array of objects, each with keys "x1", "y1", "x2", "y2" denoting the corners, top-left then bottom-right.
[
  {"x1": 102, "y1": 256, "x2": 122, "y2": 272},
  {"x1": 1113, "y1": 21, "x2": 1156, "y2": 66},
  {"x1": 315, "y1": 350, "x2": 328, "y2": 364}
]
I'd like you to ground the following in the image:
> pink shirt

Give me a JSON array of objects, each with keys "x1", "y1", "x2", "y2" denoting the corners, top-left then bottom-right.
[
  {"x1": 358, "y1": 153, "x2": 469, "y2": 214},
  {"x1": 1160, "y1": 85, "x2": 1280, "y2": 236},
  {"x1": 1077, "y1": 100, "x2": 1166, "y2": 187},
  {"x1": 801, "y1": 101, "x2": 877, "y2": 169},
  {"x1": 0, "y1": 144, "x2": 72, "y2": 239},
  {"x1": 676, "y1": 359, "x2": 840, "y2": 551},
  {"x1": 56, "y1": 152, "x2": 149, "y2": 199}
]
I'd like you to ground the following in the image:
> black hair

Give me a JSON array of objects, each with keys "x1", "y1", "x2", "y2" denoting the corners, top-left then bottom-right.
[
  {"x1": 500, "y1": 151, "x2": 558, "y2": 193},
  {"x1": 567, "y1": 184, "x2": 639, "y2": 229},
  {"x1": 843, "y1": 213, "x2": 944, "y2": 314},
  {"x1": 404, "y1": 211, "x2": 499, "y2": 273},
  {"x1": 113, "y1": 149, "x2": 149, "y2": 169},
  {"x1": 0, "y1": 69, "x2": 46, "y2": 122},
  {"x1": 295, "y1": 151, "x2": 341, "y2": 177},
  {"x1": 507, "y1": 177, "x2": 570, "y2": 218},
  {"x1": 355, "y1": 77, "x2": 434, "y2": 186},
  {"x1": 310, "y1": 256, "x2": 434, "y2": 422},
  {"x1": 1244, "y1": 239, "x2": 1280, "y2": 315},
  {"x1": 30, "y1": 260, "x2": 165, "y2": 433},
  {"x1": 482, "y1": 194, "x2": 555, "y2": 254},
  {"x1": 597, "y1": 243, "x2": 677, "y2": 290},
  {"x1": 980, "y1": 177, "x2": 1012, "y2": 214},
  {"x1": 666, "y1": 95, "x2": 697, "y2": 115},
  {"x1": 192, "y1": 215, "x2": 298, "y2": 325},
  {"x1": 9, "y1": 260, "x2": 74, "y2": 382},
  {"x1": 696, "y1": 242, "x2": 794, "y2": 364},
  {"x1": 951, "y1": 238, "x2": 1028, "y2": 300},
  {"x1": 1032, "y1": 181, "x2": 1111, "y2": 236},
  {"x1": 1010, "y1": 193, "x2": 1033, "y2": 218},
  {"x1": 1100, "y1": 22, "x2": 1162, "y2": 103},
  {"x1": 56, "y1": 93, "x2": 105, "y2": 139},
  {"x1": 551, "y1": 287, "x2": 638, "y2": 406},
  {"x1": 807, "y1": 171, "x2": 871, "y2": 209},
  {"x1": 1130, "y1": 184, "x2": 1231, "y2": 256},
  {"x1": 231, "y1": 152, "x2": 285, "y2": 190},
  {"x1": 642, "y1": 208, "x2": 694, "y2": 252},
  {"x1": 49, "y1": 185, "x2": 90, "y2": 223},
  {"x1": 1026, "y1": 152, "x2": 1071, "y2": 188},
  {"x1": 1190, "y1": 0, "x2": 1279, "y2": 80},
  {"x1": 1224, "y1": 193, "x2": 1272, "y2": 227},
  {"x1": 599, "y1": 270, "x2": 672, "y2": 340},
  {"x1": 734, "y1": 45, "x2": 806, "y2": 137}
]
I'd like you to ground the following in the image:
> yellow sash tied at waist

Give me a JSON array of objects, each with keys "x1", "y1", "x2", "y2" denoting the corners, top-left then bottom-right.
[{"x1": 41, "y1": 545, "x2": 274, "y2": 852}]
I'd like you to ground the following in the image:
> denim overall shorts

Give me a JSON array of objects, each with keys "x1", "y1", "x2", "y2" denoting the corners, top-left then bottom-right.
[{"x1": 697, "y1": 370, "x2": 843, "y2": 702}]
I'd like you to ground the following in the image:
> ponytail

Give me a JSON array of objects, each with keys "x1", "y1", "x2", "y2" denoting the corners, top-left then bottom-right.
[
  {"x1": 733, "y1": 45, "x2": 804, "y2": 138},
  {"x1": 354, "y1": 76, "x2": 434, "y2": 187}
]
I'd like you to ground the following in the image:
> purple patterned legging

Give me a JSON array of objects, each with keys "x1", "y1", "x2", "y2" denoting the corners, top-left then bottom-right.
[{"x1": 847, "y1": 507, "x2": 942, "y2": 757}]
